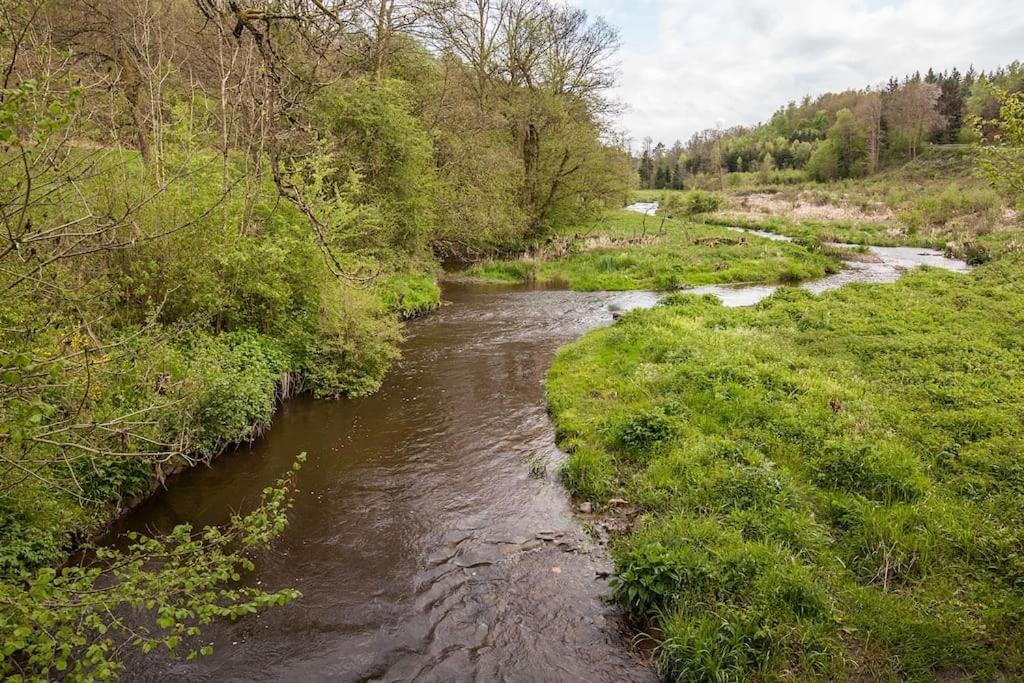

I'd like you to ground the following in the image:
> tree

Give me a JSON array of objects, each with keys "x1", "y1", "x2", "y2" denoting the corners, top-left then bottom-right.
[
  {"x1": 829, "y1": 108, "x2": 868, "y2": 178},
  {"x1": 935, "y1": 68, "x2": 966, "y2": 143},
  {"x1": 886, "y1": 80, "x2": 943, "y2": 159},
  {"x1": 976, "y1": 88, "x2": 1024, "y2": 203},
  {"x1": 855, "y1": 91, "x2": 882, "y2": 173},
  {"x1": 758, "y1": 152, "x2": 775, "y2": 183}
]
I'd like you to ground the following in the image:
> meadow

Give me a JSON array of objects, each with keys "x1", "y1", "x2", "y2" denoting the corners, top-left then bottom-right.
[
  {"x1": 639, "y1": 147, "x2": 1022, "y2": 264},
  {"x1": 548, "y1": 256, "x2": 1024, "y2": 680},
  {"x1": 464, "y1": 208, "x2": 840, "y2": 291}
]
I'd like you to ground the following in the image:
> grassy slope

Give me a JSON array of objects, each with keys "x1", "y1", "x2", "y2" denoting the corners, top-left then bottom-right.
[
  {"x1": 548, "y1": 258, "x2": 1024, "y2": 680},
  {"x1": 464, "y1": 209, "x2": 840, "y2": 291}
]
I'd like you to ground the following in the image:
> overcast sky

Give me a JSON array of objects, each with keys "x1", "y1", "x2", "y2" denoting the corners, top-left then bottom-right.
[{"x1": 568, "y1": 0, "x2": 1024, "y2": 147}]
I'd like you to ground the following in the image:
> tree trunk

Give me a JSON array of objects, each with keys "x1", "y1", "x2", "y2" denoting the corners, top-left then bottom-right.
[
  {"x1": 522, "y1": 121, "x2": 540, "y2": 221},
  {"x1": 126, "y1": 79, "x2": 152, "y2": 168}
]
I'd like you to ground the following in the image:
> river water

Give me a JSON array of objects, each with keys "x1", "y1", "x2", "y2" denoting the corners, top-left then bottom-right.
[
  {"x1": 110, "y1": 209, "x2": 970, "y2": 681},
  {"x1": 112, "y1": 284, "x2": 660, "y2": 682}
]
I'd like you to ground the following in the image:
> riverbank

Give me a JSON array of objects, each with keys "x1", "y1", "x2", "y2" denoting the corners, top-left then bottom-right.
[
  {"x1": 547, "y1": 254, "x2": 1024, "y2": 679},
  {"x1": 0, "y1": 268, "x2": 442, "y2": 580},
  {"x1": 106, "y1": 284, "x2": 660, "y2": 681}
]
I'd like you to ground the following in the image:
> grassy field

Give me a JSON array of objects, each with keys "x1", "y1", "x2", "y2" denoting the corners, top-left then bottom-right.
[
  {"x1": 462, "y1": 209, "x2": 840, "y2": 291},
  {"x1": 548, "y1": 256, "x2": 1024, "y2": 680}
]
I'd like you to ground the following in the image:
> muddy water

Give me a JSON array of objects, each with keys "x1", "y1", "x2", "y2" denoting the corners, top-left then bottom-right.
[{"x1": 111, "y1": 283, "x2": 660, "y2": 682}]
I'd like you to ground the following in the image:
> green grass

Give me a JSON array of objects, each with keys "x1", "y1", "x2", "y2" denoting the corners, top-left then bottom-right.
[
  {"x1": 547, "y1": 256, "x2": 1024, "y2": 680},
  {"x1": 377, "y1": 269, "x2": 442, "y2": 318},
  {"x1": 465, "y1": 210, "x2": 840, "y2": 291}
]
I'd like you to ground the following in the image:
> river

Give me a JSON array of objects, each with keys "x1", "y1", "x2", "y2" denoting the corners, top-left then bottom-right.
[
  {"x1": 109, "y1": 213, "x2": 970, "y2": 681},
  {"x1": 111, "y1": 283, "x2": 660, "y2": 682}
]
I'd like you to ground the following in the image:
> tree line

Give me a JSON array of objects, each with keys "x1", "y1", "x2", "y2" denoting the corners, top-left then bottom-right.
[{"x1": 638, "y1": 61, "x2": 1024, "y2": 188}]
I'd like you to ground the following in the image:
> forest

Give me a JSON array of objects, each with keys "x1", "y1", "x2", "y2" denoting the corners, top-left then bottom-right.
[{"x1": 638, "y1": 63, "x2": 1024, "y2": 188}]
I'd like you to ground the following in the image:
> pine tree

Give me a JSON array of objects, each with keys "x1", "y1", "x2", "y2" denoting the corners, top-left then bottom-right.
[{"x1": 638, "y1": 149, "x2": 654, "y2": 189}]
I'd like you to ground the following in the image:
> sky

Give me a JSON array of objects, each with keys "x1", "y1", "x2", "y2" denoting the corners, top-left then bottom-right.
[{"x1": 567, "y1": 0, "x2": 1024, "y2": 147}]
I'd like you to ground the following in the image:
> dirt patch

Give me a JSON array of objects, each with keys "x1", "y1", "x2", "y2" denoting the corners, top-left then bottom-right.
[
  {"x1": 733, "y1": 192, "x2": 896, "y2": 223},
  {"x1": 521, "y1": 234, "x2": 661, "y2": 261}
]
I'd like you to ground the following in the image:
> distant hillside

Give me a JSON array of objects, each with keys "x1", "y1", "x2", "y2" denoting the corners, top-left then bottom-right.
[{"x1": 637, "y1": 61, "x2": 1024, "y2": 189}]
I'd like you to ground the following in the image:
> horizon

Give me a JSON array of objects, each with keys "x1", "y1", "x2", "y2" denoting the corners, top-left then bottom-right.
[{"x1": 568, "y1": 0, "x2": 1024, "y2": 147}]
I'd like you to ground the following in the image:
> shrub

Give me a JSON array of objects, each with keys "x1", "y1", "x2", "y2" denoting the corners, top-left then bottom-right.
[
  {"x1": 302, "y1": 286, "x2": 402, "y2": 398},
  {"x1": 181, "y1": 331, "x2": 289, "y2": 455},
  {"x1": 682, "y1": 189, "x2": 725, "y2": 215},
  {"x1": 72, "y1": 457, "x2": 154, "y2": 504},
  {"x1": 612, "y1": 542, "x2": 692, "y2": 617}
]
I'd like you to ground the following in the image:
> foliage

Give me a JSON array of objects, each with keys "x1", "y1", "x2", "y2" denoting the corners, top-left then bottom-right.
[
  {"x1": 975, "y1": 88, "x2": 1024, "y2": 204},
  {"x1": 548, "y1": 259, "x2": 1024, "y2": 679},
  {"x1": 642, "y1": 62, "x2": 1022, "y2": 190},
  {"x1": 659, "y1": 190, "x2": 725, "y2": 217},
  {"x1": 0, "y1": 455, "x2": 306, "y2": 681},
  {"x1": 315, "y1": 78, "x2": 439, "y2": 252}
]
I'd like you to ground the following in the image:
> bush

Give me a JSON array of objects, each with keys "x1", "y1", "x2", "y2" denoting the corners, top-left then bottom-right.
[
  {"x1": 683, "y1": 190, "x2": 725, "y2": 215},
  {"x1": 183, "y1": 331, "x2": 290, "y2": 455},
  {"x1": 612, "y1": 542, "x2": 692, "y2": 617},
  {"x1": 302, "y1": 286, "x2": 402, "y2": 398}
]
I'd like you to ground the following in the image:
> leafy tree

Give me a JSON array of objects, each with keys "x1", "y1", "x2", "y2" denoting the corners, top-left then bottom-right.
[
  {"x1": 885, "y1": 80, "x2": 943, "y2": 159},
  {"x1": 828, "y1": 108, "x2": 869, "y2": 178},
  {"x1": 976, "y1": 88, "x2": 1024, "y2": 204}
]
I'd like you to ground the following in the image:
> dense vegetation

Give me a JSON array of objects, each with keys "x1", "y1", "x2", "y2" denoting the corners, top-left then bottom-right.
[
  {"x1": 0, "y1": 0, "x2": 631, "y2": 676},
  {"x1": 639, "y1": 62, "x2": 1024, "y2": 189},
  {"x1": 635, "y1": 143, "x2": 1022, "y2": 266},
  {"x1": 549, "y1": 91, "x2": 1024, "y2": 679},
  {"x1": 3, "y1": 0, "x2": 1023, "y2": 679}
]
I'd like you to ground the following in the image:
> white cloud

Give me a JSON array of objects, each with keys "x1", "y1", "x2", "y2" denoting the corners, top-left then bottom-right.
[{"x1": 571, "y1": 0, "x2": 1024, "y2": 145}]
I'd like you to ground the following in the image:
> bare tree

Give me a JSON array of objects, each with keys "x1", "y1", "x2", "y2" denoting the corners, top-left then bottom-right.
[
  {"x1": 856, "y1": 90, "x2": 883, "y2": 173},
  {"x1": 886, "y1": 80, "x2": 943, "y2": 159}
]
